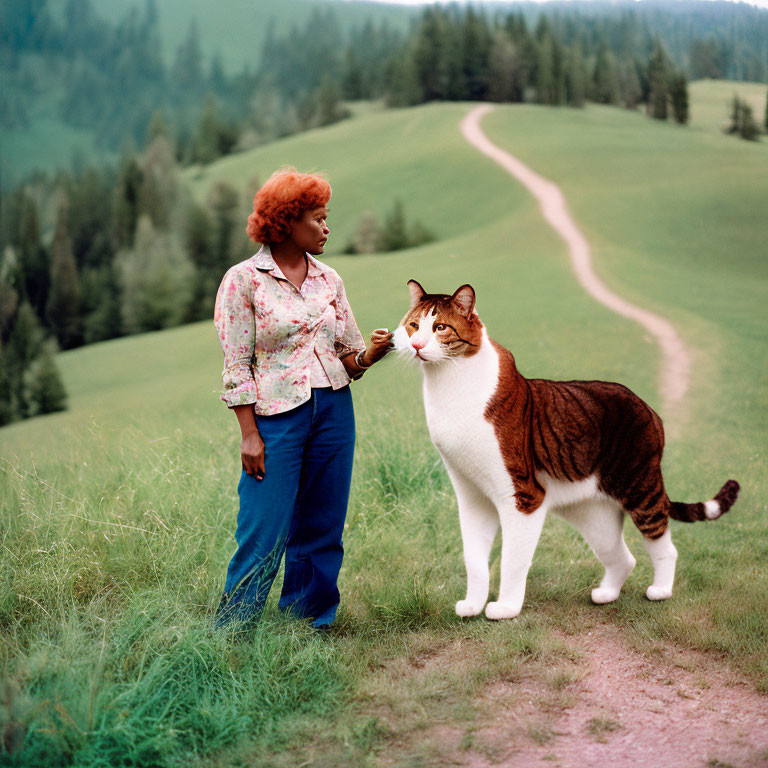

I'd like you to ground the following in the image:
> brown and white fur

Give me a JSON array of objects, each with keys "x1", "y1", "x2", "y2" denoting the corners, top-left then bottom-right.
[{"x1": 393, "y1": 281, "x2": 740, "y2": 620}]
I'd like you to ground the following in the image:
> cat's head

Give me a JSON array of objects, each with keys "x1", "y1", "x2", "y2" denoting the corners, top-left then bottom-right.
[{"x1": 392, "y1": 280, "x2": 484, "y2": 364}]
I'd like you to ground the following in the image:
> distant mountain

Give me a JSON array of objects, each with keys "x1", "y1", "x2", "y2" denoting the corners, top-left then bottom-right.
[
  {"x1": 72, "y1": 0, "x2": 768, "y2": 77},
  {"x1": 48, "y1": 0, "x2": 419, "y2": 73},
  {"x1": 3, "y1": 0, "x2": 766, "y2": 188}
]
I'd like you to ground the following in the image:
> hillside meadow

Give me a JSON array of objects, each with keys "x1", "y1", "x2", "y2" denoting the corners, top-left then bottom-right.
[
  {"x1": 688, "y1": 78, "x2": 767, "y2": 135},
  {"x1": 1, "y1": 83, "x2": 766, "y2": 766}
]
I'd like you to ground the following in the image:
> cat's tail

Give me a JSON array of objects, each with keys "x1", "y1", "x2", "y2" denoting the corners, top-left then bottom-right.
[{"x1": 668, "y1": 479, "x2": 740, "y2": 522}]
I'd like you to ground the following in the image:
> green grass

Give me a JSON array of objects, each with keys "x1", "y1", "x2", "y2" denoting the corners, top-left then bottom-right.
[{"x1": 2, "y1": 82, "x2": 767, "y2": 765}]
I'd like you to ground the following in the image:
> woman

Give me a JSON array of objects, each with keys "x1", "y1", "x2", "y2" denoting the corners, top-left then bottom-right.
[{"x1": 213, "y1": 169, "x2": 390, "y2": 630}]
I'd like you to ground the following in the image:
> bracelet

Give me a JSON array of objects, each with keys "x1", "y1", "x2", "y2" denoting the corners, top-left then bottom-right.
[{"x1": 355, "y1": 349, "x2": 371, "y2": 370}]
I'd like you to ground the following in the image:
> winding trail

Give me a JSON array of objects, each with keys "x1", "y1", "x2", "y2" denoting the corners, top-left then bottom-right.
[{"x1": 460, "y1": 104, "x2": 690, "y2": 415}]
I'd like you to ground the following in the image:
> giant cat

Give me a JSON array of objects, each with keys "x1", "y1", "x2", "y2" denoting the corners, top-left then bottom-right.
[{"x1": 393, "y1": 281, "x2": 739, "y2": 620}]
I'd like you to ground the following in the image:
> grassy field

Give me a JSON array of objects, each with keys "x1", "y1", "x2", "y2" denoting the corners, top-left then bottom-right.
[
  {"x1": 1, "y1": 83, "x2": 766, "y2": 766},
  {"x1": 688, "y1": 78, "x2": 767, "y2": 135}
]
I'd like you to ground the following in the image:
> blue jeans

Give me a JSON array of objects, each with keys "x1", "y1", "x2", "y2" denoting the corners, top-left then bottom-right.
[{"x1": 216, "y1": 386, "x2": 355, "y2": 629}]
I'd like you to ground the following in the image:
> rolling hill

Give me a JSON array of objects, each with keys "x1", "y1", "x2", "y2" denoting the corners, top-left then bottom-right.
[{"x1": 1, "y1": 83, "x2": 766, "y2": 765}]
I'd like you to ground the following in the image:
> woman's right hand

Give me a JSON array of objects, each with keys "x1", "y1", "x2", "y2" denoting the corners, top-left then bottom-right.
[
  {"x1": 365, "y1": 328, "x2": 394, "y2": 365},
  {"x1": 241, "y1": 431, "x2": 266, "y2": 480}
]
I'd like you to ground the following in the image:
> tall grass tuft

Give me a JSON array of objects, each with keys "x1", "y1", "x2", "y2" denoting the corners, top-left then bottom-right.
[
  {"x1": 4, "y1": 613, "x2": 344, "y2": 767},
  {"x1": 0, "y1": 410, "x2": 471, "y2": 766},
  {"x1": 0, "y1": 427, "x2": 349, "y2": 766}
]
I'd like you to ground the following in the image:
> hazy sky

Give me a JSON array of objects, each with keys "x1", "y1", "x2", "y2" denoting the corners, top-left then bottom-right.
[{"x1": 346, "y1": 0, "x2": 768, "y2": 9}]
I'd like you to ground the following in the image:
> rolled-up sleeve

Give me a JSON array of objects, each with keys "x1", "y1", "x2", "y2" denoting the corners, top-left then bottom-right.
[
  {"x1": 333, "y1": 277, "x2": 366, "y2": 359},
  {"x1": 214, "y1": 265, "x2": 259, "y2": 408}
]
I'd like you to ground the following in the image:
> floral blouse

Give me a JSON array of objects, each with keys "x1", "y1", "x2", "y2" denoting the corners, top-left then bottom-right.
[{"x1": 214, "y1": 245, "x2": 366, "y2": 415}]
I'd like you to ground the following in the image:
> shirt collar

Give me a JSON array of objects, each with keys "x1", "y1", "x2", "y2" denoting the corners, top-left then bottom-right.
[{"x1": 252, "y1": 244, "x2": 327, "y2": 279}]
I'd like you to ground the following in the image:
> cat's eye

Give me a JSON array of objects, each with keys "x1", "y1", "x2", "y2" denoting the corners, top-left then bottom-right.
[
  {"x1": 409, "y1": 322, "x2": 419, "y2": 330},
  {"x1": 434, "y1": 323, "x2": 446, "y2": 332}
]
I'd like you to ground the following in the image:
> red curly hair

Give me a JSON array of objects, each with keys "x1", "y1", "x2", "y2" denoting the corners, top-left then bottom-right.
[{"x1": 246, "y1": 169, "x2": 332, "y2": 244}]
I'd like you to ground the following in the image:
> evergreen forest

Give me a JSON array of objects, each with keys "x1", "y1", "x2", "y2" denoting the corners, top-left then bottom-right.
[{"x1": 1, "y1": 0, "x2": 767, "y2": 425}]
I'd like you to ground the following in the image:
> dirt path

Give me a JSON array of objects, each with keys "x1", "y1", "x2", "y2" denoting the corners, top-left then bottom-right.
[
  {"x1": 437, "y1": 107, "x2": 768, "y2": 768},
  {"x1": 472, "y1": 628, "x2": 768, "y2": 768},
  {"x1": 371, "y1": 625, "x2": 768, "y2": 768},
  {"x1": 460, "y1": 104, "x2": 691, "y2": 417}
]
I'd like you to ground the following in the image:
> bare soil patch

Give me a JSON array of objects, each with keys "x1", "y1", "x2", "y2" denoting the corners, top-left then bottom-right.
[{"x1": 371, "y1": 625, "x2": 768, "y2": 768}]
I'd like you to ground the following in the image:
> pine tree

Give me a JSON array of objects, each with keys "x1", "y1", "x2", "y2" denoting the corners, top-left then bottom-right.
[
  {"x1": 647, "y1": 42, "x2": 670, "y2": 120},
  {"x1": 505, "y1": 13, "x2": 535, "y2": 96},
  {"x1": 565, "y1": 44, "x2": 587, "y2": 108},
  {"x1": 407, "y1": 220, "x2": 434, "y2": 248},
  {"x1": 171, "y1": 20, "x2": 204, "y2": 105},
  {"x1": 413, "y1": 8, "x2": 450, "y2": 101},
  {"x1": 592, "y1": 46, "x2": 619, "y2": 105},
  {"x1": 727, "y1": 96, "x2": 760, "y2": 141},
  {"x1": 185, "y1": 200, "x2": 213, "y2": 264},
  {"x1": 12, "y1": 193, "x2": 49, "y2": 319},
  {"x1": 207, "y1": 182, "x2": 241, "y2": 275},
  {"x1": 28, "y1": 343, "x2": 67, "y2": 415},
  {"x1": 353, "y1": 212, "x2": 381, "y2": 254},
  {"x1": 0, "y1": 274, "x2": 19, "y2": 345},
  {"x1": 765, "y1": 88, "x2": 768, "y2": 131},
  {"x1": 138, "y1": 134, "x2": 178, "y2": 230},
  {"x1": 46, "y1": 199, "x2": 81, "y2": 349},
  {"x1": 551, "y1": 35, "x2": 566, "y2": 107},
  {"x1": 315, "y1": 77, "x2": 349, "y2": 127},
  {"x1": 68, "y1": 167, "x2": 114, "y2": 271},
  {"x1": 380, "y1": 200, "x2": 409, "y2": 252},
  {"x1": 209, "y1": 53, "x2": 228, "y2": 97},
  {"x1": 0, "y1": 270, "x2": 20, "y2": 424},
  {"x1": 618, "y1": 59, "x2": 643, "y2": 109},
  {"x1": 0, "y1": 353, "x2": 15, "y2": 426},
  {"x1": 535, "y1": 34, "x2": 557, "y2": 105},
  {"x1": 461, "y1": 8, "x2": 491, "y2": 101},
  {"x1": 5, "y1": 301, "x2": 44, "y2": 419},
  {"x1": 184, "y1": 200, "x2": 216, "y2": 321},
  {"x1": 297, "y1": 90, "x2": 318, "y2": 131},
  {"x1": 689, "y1": 39, "x2": 724, "y2": 80},
  {"x1": 145, "y1": 110, "x2": 170, "y2": 147},
  {"x1": 119, "y1": 216, "x2": 194, "y2": 333},
  {"x1": 82, "y1": 264, "x2": 122, "y2": 344},
  {"x1": 113, "y1": 157, "x2": 143, "y2": 250},
  {"x1": 193, "y1": 95, "x2": 237, "y2": 164},
  {"x1": 444, "y1": 21, "x2": 466, "y2": 101},
  {"x1": 669, "y1": 74, "x2": 689, "y2": 124},
  {"x1": 386, "y1": 51, "x2": 421, "y2": 107},
  {"x1": 488, "y1": 30, "x2": 524, "y2": 103},
  {"x1": 342, "y1": 49, "x2": 364, "y2": 100},
  {"x1": 727, "y1": 95, "x2": 741, "y2": 135}
]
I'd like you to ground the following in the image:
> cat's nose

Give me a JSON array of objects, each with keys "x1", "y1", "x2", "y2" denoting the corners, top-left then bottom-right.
[{"x1": 411, "y1": 339, "x2": 426, "y2": 350}]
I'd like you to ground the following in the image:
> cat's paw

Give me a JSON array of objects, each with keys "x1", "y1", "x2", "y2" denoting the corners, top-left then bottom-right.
[
  {"x1": 646, "y1": 585, "x2": 673, "y2": 601},
  {"x1": 591, "y1": 586, "x2": 621, "y2": 604},
  {"x1": 484, "y1": 602, "x2": 520, "y2": 621},
  {"x1": 455, "y1": 600, "x2": 484, "y2": 617}
]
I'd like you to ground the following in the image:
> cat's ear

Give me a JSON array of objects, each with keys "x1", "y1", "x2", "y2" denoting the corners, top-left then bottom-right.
[
  {"x1": 407, "y1": 279, "x2": 426, "y2": 308},
  {"x1": 452, "y1": 284, "x2": 476, "y2": 317}
]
